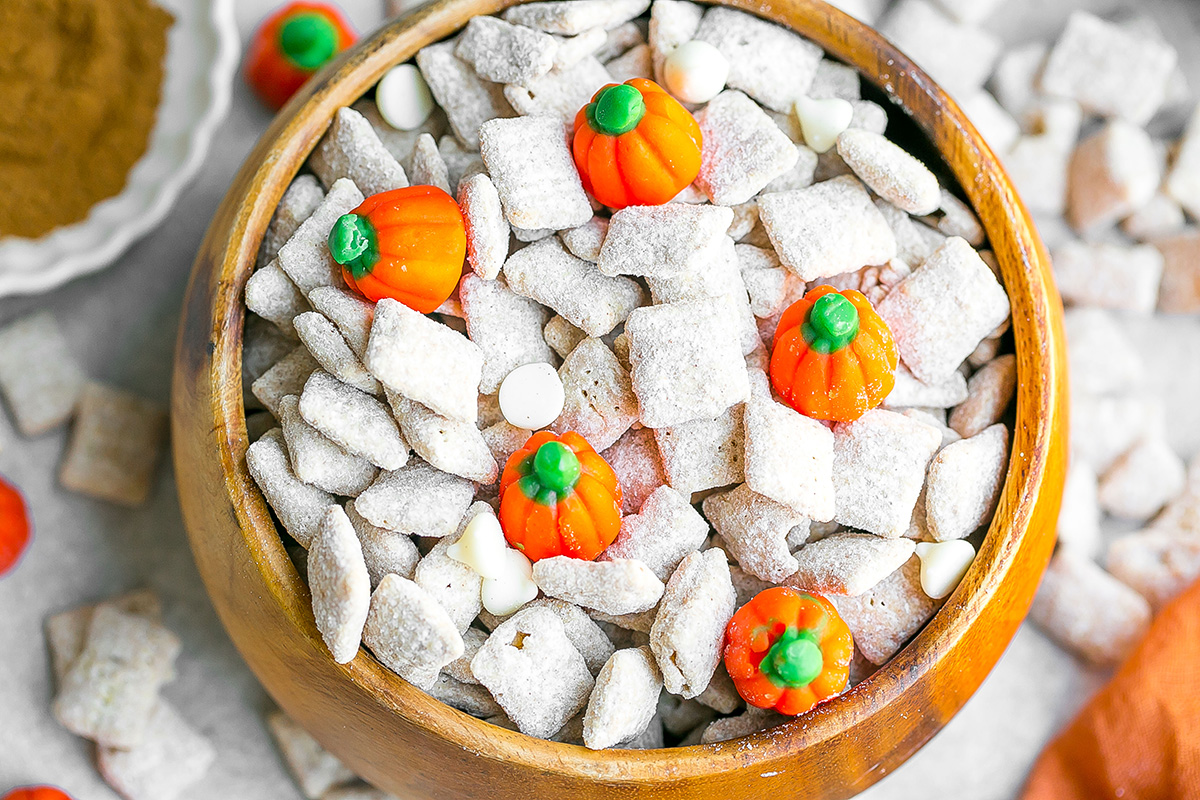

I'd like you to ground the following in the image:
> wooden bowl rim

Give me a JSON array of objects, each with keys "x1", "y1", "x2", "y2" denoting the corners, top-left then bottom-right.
[{"x1": 189, "y1": 0, "x2": 1064, "y2": 783}]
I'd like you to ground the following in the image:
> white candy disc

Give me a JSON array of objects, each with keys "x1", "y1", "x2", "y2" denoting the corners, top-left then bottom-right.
[
  {"x1": 481, "y1": 548, "x2": 540, "y2": 616},
  {"x1": 663, "y1": 41, "x2": 729, "y2": 105},
  {"x1": 376, "y1": 63, "x2": 434, "y2": 131},
  {"x1": 914, "y1": 540, "x2": 976, "y2": 600},
  {"x1": 446, "y1": 512, "x2": 508, "y2": 580},
  {"x1": 794, "y1": 95, "x2": 854, "y2": 154},
  {"x1": 499, "y1": 362, "x2": 565, "y2": 430}
]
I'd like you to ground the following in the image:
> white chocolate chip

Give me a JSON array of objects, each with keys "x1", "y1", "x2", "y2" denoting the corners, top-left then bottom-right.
[
  {"x1": 447, "y1": 512, "x2": 510, "y2": 580},
  {"x1": 914, "y1": 540, "x2": 976, "y2": 599},
  {"x1": 377, "y1": 64, "x2": 435, "y2": 131},
  {"x1": 481, "y1": 548, "x2": 540, "y2": 616},
  {"x1": 794, "y1": 95, "x2": 853, "y2": 154},
  {"x1": 663, "y1": 41, "x2": 729, "y2": 104},
  {"x1": 499, "y1": 362, "x2": 566, "y2": 430}
]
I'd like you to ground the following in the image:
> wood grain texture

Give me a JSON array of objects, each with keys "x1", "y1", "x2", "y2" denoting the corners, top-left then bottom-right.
[{"x1": 171, "y1": 0, "x2": 1068, "y2": 797}]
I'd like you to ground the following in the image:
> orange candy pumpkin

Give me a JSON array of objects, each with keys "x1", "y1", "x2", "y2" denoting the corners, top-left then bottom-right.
[
  {"x1": 769, "y1": 285, "x2": 898, "y2": 423},
  {"x1": 327, "y1": 185, "x2": 466, "y2": 313},
  {"x1": 498, "y1": 431, "x2": 623, "y2": 562},
  {"x1": 571, "y1": 78, "x2": 703, "y2": 209}
]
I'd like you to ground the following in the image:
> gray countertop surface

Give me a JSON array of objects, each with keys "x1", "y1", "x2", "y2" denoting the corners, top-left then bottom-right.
[{"x1": 2, "y1": 0, "x2": 1198, "y2": 797}]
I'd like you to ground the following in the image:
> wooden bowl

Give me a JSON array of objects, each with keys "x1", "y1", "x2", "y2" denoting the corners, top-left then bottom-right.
[{"x1": 172, "y1": 0, "x2": 1067, "y2": 796}]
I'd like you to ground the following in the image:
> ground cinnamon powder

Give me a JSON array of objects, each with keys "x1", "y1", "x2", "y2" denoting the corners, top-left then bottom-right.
[{"x1": 0, "y1": 0, "x2": 173, "y2": 239}]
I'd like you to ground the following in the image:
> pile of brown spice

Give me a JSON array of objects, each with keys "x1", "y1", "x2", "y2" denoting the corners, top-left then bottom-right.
[{"x1": 0, "y1": 0, "x2": 173, "y2": 240}]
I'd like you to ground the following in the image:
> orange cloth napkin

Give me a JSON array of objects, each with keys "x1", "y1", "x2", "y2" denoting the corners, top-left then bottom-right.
[{"x1": 1022, "y1": 577, "x2": 1200, "y2": 799}]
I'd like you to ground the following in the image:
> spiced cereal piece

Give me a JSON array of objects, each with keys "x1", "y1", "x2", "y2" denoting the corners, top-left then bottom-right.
[
  {"x1": 948, "y1": 354, "x2": 1017, "y2": 439},
  {"x1": 527, "y1": 597, "x2": 616, "y2": 675},
  {"x1": 1066, "y1": 120, "x2": 1160, "y2": 235},
  {"x1": 648, "y1": 0, "x2": 702, "y2": 80},
  {"x1": 582, "y1": 646, "x2": 663, "y2": 749},
  {"x1": 246, "y1": 429, "x2": 337, "y2": 548},
  {"x1": 416, "y1": 41, "x2": 514, "y2": 150},
  {"x1": 877, "y1": 237, "x2": 1010, "y2": 384},
  {"x1": 1153, "y1": 231, "x2": 1200, "y2": 313},
  {"x1": 45, "y1": 590, "x2": 162, "y2": 684},
  {"x1": 309, "y1": 507, "x2": 372, "y2": 664},
  {"x1": 59, "y1": 383, "x2": 167, "y2": 507},
  {"x1": 356, "y1": 460, "x2": 475, "y2": 540},
  {"x1": 506, "y1": 56, "x2": 613, "y2": 121},
  {"x1": 758, "y1": 175, "x2": 896, "y2": 282},
  {"x1": 278, "y1": 178, "x2": 363, "y2": 293},
  {"x1": 266, "y1": 711, "x2": 357, "y2": 799},
  {"x1": 414, "y1": 504, "x2": 494, "y2": 631},
  {"x1": 0, "y1": 311, "x2": 85, "y2": 437},
  {"x1": 96, "y1": 701, "x2": 216, "y2": 800},
  {"x1": 406, "y1": 133, "x2": 453, "y2": 194},
  {"x1": 460, "y1": 275, "x2": 555, "y2": 394},
  {"x1": 311, "y1": 108, "x2": 409, "y2": 195},
  {"x1": 388, "y1": 392, "x2": 498, "y2": 484},
  {"x1": 743, "y1": 391, "x2": 835, "y2": 520},
  {"x1": 809, "y1": 58, "x2": 860, "y2": 100},
  {"x1": 1030, "y1": 549, "x2": 1151, "y2": 667},
  {"x1": 874, "y1": 198, "x2": 943, "y2": 268},
  {"x1": 1052, "y1": 241, "x2": 1163, "y2": 314},
  {"x1": 883, "y1": 364, "x2": 969, "y2": 410},
  {"x1": 605, "y1": 42, "x2": 652, "y2": 83},
  {"x1": 533, "y1": 556, "x2": 665, "y2": 615},
  {"x1": 703, "y1": 484, "x2": 804, "y2": 583},
  {"x1": 1098, "y1": 437, "x2": 1186, "y2": 523},
  {"x1": 1040, "y1": 11, "x2": 1177, "y2": 126},
  {"x1": 482, "y1": 420, "x2": 533, "y2": 466},
  {"x1": 471, "y1": 606, "x2": 595, "y2": 738},
  {"x1": 251, "y1": 346, "x2": 319, "y2": 417},
  {"x1": 836, "y1": 128, "x2": 940, "y2": 216},
  {"x1": 700, "y1": 706, "x2": 786, "y2": 743},
  {"x1": 427, "y1": 672, "x2": 505, "y2": 717},
  {"x1": 695, "y1": 90, "x2": 800, "y2": 206},
  {"x1": 439, "y1": 135, "x2": 487, "y2": 190},
  {"x1": 625, "y1": 296, "x2": 751, "y2": 428},
  {"x1": 604, "y1": 485, "x2": 709, "y2": 580},
  {"x1": 307, "y1": 287, "x2": 374, "y2": 359},
  {"x1": 1057, "y1": 460, "x2": 1101, "y2": 558},
  {"x1": 363, "y1": 574, "x2": 465, "y2": 689},
  {"x1": 365, "y1": 298, "x2": 484, "y2": 423},
  {"x1": 925, "y1": 424, "x2": 1008, "y2": 541},
  {"x1": 53, "y1": 606, "x2": 180, "y2": 748},
  {"x1": 653, "y1": 404, "x2": 745, "y2": 496},
  {"x1": 354, "y1": 94, "x2": 449, "y2": 162},
  {"x1": 550, "y1": 338, "x2": 639, "y2": 451},
  {"x1": 279, "y1": 395, "x2": 378, "y2": 496},
  {"x1": 736, "y1": 243, "x2": 807, "y2": 318},
  {"x1": 601, "y1": 428, "x2": 667, "y2": 514},
  {"x1": 1071, "y1": 393, "x2": 1164, "y2": 474},
  {"x1": 458, "y1": 174, "x2": 510, "y2": 281},
  {"x1": 789, "y1": 533, "x2": 916, "y2": 596},
  {"x1": 878, "y1": 0, "x2": 1001, "y2": 99},
  {"x1": 455, "y1": 16, "x2": 557, "y2": 85},
  {"x1": 1167, "y1": 107, "x2": 1200, "y2": 219},
  {"x1": 561, "y1": 217, "x2": 609, "y2": 263},
  {"x1": 555, "y1": 27, "x2": 609, "y2": 68},
  {"x1": 246, "y1": 261, "x2": 309, "y2": 338},
  {"x1": 693, "y1": 7, "x2": 820, "y2": 112},
  {"x1": 446, "y1": 626, "x2": 489, "y2": 684},
  {"x1": 346, "y1": 500, "x2": 420, "y2": 586},
  {"x1": 260, "y1": 175, "x2": 326, "y2": 266},
  {"x1": 543, "y1": 315, "x2": 587, "y2": 359},
  {"x1": 831, "y1": 555, "x2": 936, "y2": 664},
  {"x1": 1107, "y1": 528, "x2": 1200, "y2": 611},
  {"x1": 832, "y1": 409, "x2": 942, "y2": 538},
  {"x1": 650, "y1": 548, "x2": 737, "y2": 698},
  {"x1": 294, "y1": 311, "x2": 381, "y2": 395},
  {"x1": 298, "y1": 371, "x2": 408, "y2": 470},
  {"x1": 507, "y1": 238, "x2": 646, "y2": 340},
  {"x1": 1063, "y1": 309, "x2": 1143, "y2": 395},
  {"x1": 504, "y1": 0, "x2": 649, "y2": 35},
  {"x1": 762, "y1": 144, "x2": 818, "y2": 194},
  {"x1": 597, "y1": 204, "x2": 733, "y2": 278},
  {"x1": 479, "y1": 116, "x2": 592, "y2": 231},
  {"x1": 596, "y1": 21, "x2": 643, "y2": 61}
]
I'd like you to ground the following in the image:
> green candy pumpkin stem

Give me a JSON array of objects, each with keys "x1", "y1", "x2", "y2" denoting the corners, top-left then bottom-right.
[
  {"x1": 328, "y1": 213, "x2": 378, "y2": 279},
  {"x1": 280, "y1": 12, "x2": 339, "y2": 70},
  {"x1": 760, "y1": 627, "x2": 824, "y2": 688},
  {"x1": 519, "y1": 441, "x2": 582, "y2": 505},
  {"x1": 802, "y1": 293, "x2": 860, "y2": 354},
  {"x1": 588, "y1": 84, "x2": 647, "y2": 137}
]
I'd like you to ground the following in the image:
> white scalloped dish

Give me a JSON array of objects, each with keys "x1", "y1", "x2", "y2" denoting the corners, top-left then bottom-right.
[{"x1": 0, "y1": 0, "x2": 239, "y2": 297}]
